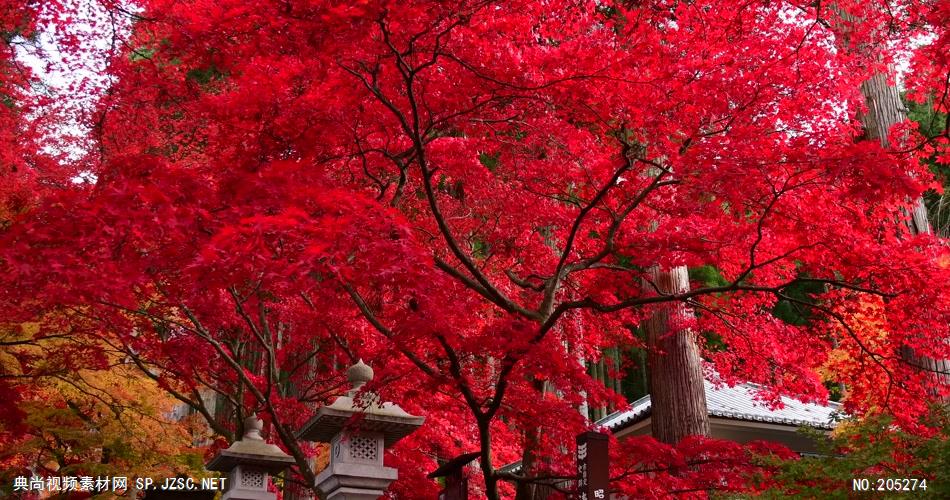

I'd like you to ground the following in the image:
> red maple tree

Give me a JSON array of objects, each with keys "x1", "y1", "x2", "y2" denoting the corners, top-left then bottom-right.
[{"x1": 3, "y1": 1, "x2": 950, "y2": 497}]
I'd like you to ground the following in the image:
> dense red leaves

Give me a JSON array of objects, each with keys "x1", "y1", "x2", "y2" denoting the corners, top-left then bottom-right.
[
  {"x1": 3, "y1": 0, "x2": 950, "y2": 497},
  {"x1": 607, "y1": 435, "x2": 797, "y2": 499},
  {"x1": 907, "y1": 0, "x2": 950, "y2": 169},
  {"x1": 0, "y1": 0, "x2": 47, "y2": 460},
  {"x1": 0, "y1": 0, "x2": 42, "y2": 225}
]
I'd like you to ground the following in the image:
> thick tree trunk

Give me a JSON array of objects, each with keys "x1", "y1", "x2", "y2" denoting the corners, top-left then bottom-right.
[
  {"x1": 857, "y1": 74, "x2": 933, "y2": 236},
  {"x1": 644, "y1": 265, "x2": 710, "y2": 444},
  {"x1": 858, "y1": 73, "x2": 906, "y2": 147},
  {"x1": 856, "y1": 64, "x2": 950, "y2": 389}
]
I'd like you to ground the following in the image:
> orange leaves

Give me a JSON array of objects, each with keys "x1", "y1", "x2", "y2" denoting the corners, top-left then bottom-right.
[
  {"x1": 0, "y1": 333, "x2": 203, "y2": 483},
  {"x1": 822, "y1": 294, "x2": 891, "y2": 411}
]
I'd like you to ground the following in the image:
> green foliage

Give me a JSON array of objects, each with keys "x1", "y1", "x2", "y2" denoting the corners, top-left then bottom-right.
[
  {"x1": 470, "y1": 238, "x2": 489, "y2": 259},
  {"x1": 751, "y1": 407, "x2": 950, "y2": 499},
  {"x1": 186, "y1": 66, "x2": 227, "y2": 85},
  {"x1": 772, "y1": 278, "x2": 824, "y2": 326},
  {"x1": 478, "y1": 151, "x2": 500, "y2": 172},
  {"x1": 905, "y1": 97, "x2": 948, "y2": 153},
  {"x1": 619, "y1": 345, "x2": 650, "y2": 402},
  {"x1": 904, "y1": 95, "x2": 950, "y2": 235},
  {"x1": 689, "y1": 265, "x2": 729, "y2": 287},
  {"x1": 129, "y1": 46, "x2": 157, "y2": 62}
]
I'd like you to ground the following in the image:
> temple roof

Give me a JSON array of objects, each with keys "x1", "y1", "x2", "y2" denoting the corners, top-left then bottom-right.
[
  {"x1": 598, "y1": 379, "x2": 843, "y2": 431},
  {"x1": 498, "y1": 378, "x2": 842, "y2": 475}
]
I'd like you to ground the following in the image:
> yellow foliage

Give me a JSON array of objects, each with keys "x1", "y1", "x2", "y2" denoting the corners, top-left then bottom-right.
[{"x1": 1, "y1": 326, "x2": 207, "y2": 487}]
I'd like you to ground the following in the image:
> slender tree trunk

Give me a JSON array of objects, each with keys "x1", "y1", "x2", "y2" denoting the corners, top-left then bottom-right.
[
  {"x1": 644, "y1": 265, "x2": 710, "y2": 444},
  {"x1": 478, "y1": 417, "x2": 502, "y2": 500},
  {"x1": 514, "y1": 379, "x2": 547, "y2": 500}
]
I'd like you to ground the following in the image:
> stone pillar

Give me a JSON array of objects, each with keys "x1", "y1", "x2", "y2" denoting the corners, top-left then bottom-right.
[
  {"x1": 207, "y1": 415, "x2": 296, "y2": 500},
  {"x1": 298, "y1": 360, "x2": 425, "y2": 500}
]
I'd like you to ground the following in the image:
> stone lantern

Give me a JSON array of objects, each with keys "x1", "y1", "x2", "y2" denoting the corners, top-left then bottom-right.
[
  {"x1": 207, "y1": 414, "x2": 296, "y2": 500},
  {"x1": 298, "y1": 360, "x2": 425, "y2": 500}
]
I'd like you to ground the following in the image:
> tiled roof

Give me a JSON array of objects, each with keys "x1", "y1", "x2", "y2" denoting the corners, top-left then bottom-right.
[
  {"x1": 499, "y1": 379, "x2": 842, "y2": 474},
  {"x1": 597, "y1": 379, "x2": 843, "y2": 431}
]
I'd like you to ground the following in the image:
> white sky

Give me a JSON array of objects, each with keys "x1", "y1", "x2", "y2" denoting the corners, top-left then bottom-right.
[{"x1": 15, "y1": 0, "x2": 134, "y2": 172}]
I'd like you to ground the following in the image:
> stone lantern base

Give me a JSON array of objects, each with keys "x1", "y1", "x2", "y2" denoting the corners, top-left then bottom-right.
[{"x1": 315, "y1": 461, "x2": 397, "y2": 500}]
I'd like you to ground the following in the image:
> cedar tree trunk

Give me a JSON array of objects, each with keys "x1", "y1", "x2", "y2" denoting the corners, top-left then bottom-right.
[
  {"x1": 857, "y1": 67, "x2": 950, "y2": 386},
  {"x1": 644, "y1": 265, "x2": 710, "y2": 444}
]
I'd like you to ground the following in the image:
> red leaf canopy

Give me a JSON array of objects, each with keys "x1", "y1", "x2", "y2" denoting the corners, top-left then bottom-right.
[{"x1": 3, "y1": 0, "x2": 949, "y2": 496}]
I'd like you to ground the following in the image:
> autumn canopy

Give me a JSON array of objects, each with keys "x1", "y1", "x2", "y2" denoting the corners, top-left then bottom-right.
[{"x1": 1, "y1": 0, "x2": 949, "y2": 498}]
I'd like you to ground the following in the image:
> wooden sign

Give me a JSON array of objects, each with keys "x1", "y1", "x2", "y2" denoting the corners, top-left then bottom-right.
[
  {"x1": 428, "y1": 451, "x2": 480, "y2": 500},
  {"x1": 576, "y1": 431, "x2": 609, "y2": 500}
]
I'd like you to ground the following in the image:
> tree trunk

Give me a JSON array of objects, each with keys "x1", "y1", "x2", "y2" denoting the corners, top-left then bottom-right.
[
  {"x1": 856, "y1": 59, "x2": 950, "y2": 389},
  {"x1": 513, "y1": 379, "x2": 547, "y2": 500},
  {"x1": 857, "y1": 73, "x2": 933, "y2": 237},
  {"x1": 858, "y1": 73, "x2": 906, "y2": 149},
  {"x1": 644, "y1": 265, "x2": 710, "y2": 444},
  {"x1": 842, "y1": 7, "x2": 928, "y2": 236}
]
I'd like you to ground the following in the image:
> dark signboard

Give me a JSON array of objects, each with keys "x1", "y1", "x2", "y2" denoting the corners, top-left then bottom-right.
[
  {"x1": 429, "y1": 451, "x2": 480, "y2": 500},
  {"x1": 576, "y1": 431, "x2": 609, "y2": 500},
  {"x1": 437, "y1": 476, "x2": 468, "y2": 500}
]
